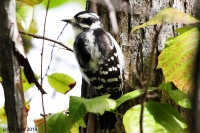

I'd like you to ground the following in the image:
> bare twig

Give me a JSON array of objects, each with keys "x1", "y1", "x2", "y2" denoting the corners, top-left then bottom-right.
[
  {"x1": 40, "y1": 0, "x2": 51, "y2": 132},
  {"x1": 19, "y1": 30, "x2": 73, "y2": 52},
  {"x1": 103, "y1": 0, "x2": 119, "y2": 34},
  {"x1": 139, "y1": 24, "x2": 163, "y2": 133},
  {"x1": 43, "y1": 23, "x2": 68, "y2": 79}
]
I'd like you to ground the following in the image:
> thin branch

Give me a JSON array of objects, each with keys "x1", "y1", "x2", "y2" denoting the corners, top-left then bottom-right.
[
  {"x1": 139, "y1": 24, "x2": 163, "y2": 133},
  {"x1": 40, "y1": 0, "x2": 51, "y2": 132},
  {"x1": 19, "y1": 30, "x2": 73, "y2": 52},
  {"x1": 43, "y1": 23, "x2": 68, "y2": 79}
]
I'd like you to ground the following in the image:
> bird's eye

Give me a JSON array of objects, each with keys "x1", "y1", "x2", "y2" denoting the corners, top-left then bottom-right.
[{"x1": 77, "y1": 17, "x2": 82, "y2": 22}]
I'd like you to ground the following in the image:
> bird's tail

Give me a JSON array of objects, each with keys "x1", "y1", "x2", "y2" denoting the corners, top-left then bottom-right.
[{"x1": 99, "y1": 111, "x2": 116, "y2": 132}]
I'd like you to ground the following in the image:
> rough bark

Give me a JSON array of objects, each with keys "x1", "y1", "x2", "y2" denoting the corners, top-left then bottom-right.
[
  {"x1": 0, "y1": 0, "x2": 27, "y2": 133},
  {"x1": 81, "y1": 0, "x2": 200, "y2": 133}
]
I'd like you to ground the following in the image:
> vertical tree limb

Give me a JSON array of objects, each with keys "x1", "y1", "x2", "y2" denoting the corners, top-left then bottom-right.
[
  {"x1": 0, "y1": 0, "x2": 27, "y2": 132},
  {"x1": 191, "y1": 37, "x2": 200, "y2": 133}
]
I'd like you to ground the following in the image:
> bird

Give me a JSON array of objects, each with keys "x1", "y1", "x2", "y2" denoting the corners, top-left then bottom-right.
[{"x1": 62, "y1": 11, "x2": 124, "y2": 131}]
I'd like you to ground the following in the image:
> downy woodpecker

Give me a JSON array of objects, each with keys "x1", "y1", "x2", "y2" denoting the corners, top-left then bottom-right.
[{"x1": 62, "y1": 11, "x2": 124, "y2": 131}]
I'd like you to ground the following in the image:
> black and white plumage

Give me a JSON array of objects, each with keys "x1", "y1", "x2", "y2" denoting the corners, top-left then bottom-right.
[
  {"x1": 62, "y1": 11, "x2": 124, "y2": 130},
  {"x1": 63, "y1": 11, "x2": 124, "y2": 99}
]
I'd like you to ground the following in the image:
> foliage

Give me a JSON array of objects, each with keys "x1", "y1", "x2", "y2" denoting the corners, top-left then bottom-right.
[
  {"x1": 35, "y1": 112, "x2": 70, "y2": 133},
  {"x1": 132, "y1": 8, "x2": 199, "y2": 32},
  {"x1": 0, "y1": 107, "x2": 6, "y2": 124},
  {"x1": 16, "y1": 1, "x2": 34, "y2": 31},
  {"x1": 41, "y1": 0, "x2": 86, "y2": 9},
  {"x1": 21, "y1": 67, "x2": 39, "y2": 91},
  {"x1": 159, "y1": 83, "x2": 191, "y2": 108},
  {"x1": 31, "y1": 85, "x2": 190, "y2": 132},
  {"x1": 157, "y1": 27, "x2": 199, "y2": 93},
  {"x1": 18, "y1": 0, "x2": 43, "y2": 5},
  {"x1": 47, "y1": 73, "x2": 76, "y2": 94},
  {"x1": 132, "y1": 7, "x2": 199, "y2": 93},
  {"x1": 34, "y1": 95, "x2": 115, "y2": 133},
  {"x1": 123, "y1": 101, "x2": 187, "y2": 133},
  {"x1": 116, "y1": 87, "x2": 157, "y2": 108}
]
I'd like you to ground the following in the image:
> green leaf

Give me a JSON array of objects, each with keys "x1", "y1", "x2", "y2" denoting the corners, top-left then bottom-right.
[
  {"x1": 41, "y1": 0, "x2": 86, "y2": 9},
  {"x1": 70, "y1": 123, "x2": 79, "y2": 133},
  {"x1": 85, "y1": 95, "x2": 116, "y2": 115},
  {"x1": 66, "y1": 95, "x2": 117, "y2": 132},
  {"x1": 47, "y1": 73, "x2": 76, "y2": 94},
  {"x1": 76, "y1": 118, "x2": 86, "y2": 128},
  {"x1": 0, "y1": 128, "x2": 5, "y2": 133},
  {"x1": 176, "y1": 25, "x2": 198, "y2": 34},
  {"x1": 37, "y1": 112, "x2": 69, "y2": 133},
  {"x1": 123, "y1": 101, "x2": 187, "y2": 133},
  {"x1": 116, "y1": 87, "x2": 157, "y2": 108},
  {"x1": 132, "y1": 8, "x2": 199, "y2": 32},
  {"x1": 0, "y1": 106, "x2": 7, "y2": 124},
  {"x1": 18, "y1": 0, "x2": 43, "y2": 5},
  {"x1": 157, "y1": 28, "x2": 199, "y2": 93},
  {"x1": 16, "y1": 1, "x2": 33, "y2": 31},
  {"x1": 21, "y1": 67, "x2": 39, "y2": 91},
  {"x1": 68, "y1": 96, "x2": 87, "y2": 132},
  {"x1": 159, "y1": 83, "x2": 191, "y2": 108}
]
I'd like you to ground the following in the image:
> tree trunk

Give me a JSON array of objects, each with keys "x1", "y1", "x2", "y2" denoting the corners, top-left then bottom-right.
[
  {"x1": 0, "y1": 0, "x2": 27, "y2": 133},
  {"x1": 81, "y1": 0, "x2": 200, "y2": 133}
]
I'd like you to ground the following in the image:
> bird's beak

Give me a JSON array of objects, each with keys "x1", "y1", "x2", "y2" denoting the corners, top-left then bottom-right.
[{"x1": 62, "y1": 19, "x2": 71, "y2": 23}]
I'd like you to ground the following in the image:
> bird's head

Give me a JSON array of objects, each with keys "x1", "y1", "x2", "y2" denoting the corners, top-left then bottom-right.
[{"x1": 62, "y1": 11, "x2": 103, "y2": 37}]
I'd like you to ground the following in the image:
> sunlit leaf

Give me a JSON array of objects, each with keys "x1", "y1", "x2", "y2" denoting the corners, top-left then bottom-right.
[
  {"x1": 47, "y1": 73, "x2": 76, "y2": 94},
  {"x1": 21, "y1": 67, "x2": 39, "y2": 91},
  {"x1": 70, "y1": 123, "x2": 79, "y2": 133},
  {"x1": 34, "y1": 117, "x2": 44, "y2": 127},
  {"x1": 85, "y1": 95, "x2": 116, "y2": 115},
  {"x1": 76, "y1": 118, "x2": 86, "y2": 128},
  {"x1": 18, "y1": 0, "x2": 43, "y2": 5},
  {"x1": 176, "y1": 24, "x2": 199, "y2": 34},
  {"x1": 36, "y1": 113, "x2": 69, "y2": 133},
  {"x1": 42, "y1": 0, "x2": 86, "y2": 9},
  {"x1": 16, "y1": 1, "x2": 33, "y2": 31},
  {"x1": 157, "y1": 28, "x2": 199, "y2": 93},
  {"x1": 123, "y1": 101, "x2": 187, "y2": 133},
  {"x1": 132, "y1": 8, "x2": 199, "y2": 32},
  {"x1": 35, "y1": 112, "x2": 81, "y2": 133},
  {"x1": 159, "y1": 83, "x2": 191, "y2": 108},
  {"x1": 0, "y1": 128, "x2": 5, "y2": 133},
  {"x1": 168, "y1": 89, "x2": 191, "y2": 108},
  {"x1": 116, "y1": 87, "x2": 157, "y2": 108},
  {"x1": 0, "y1": 106, "x2": 7, "y2": 124},
  {"x1": 0, "y1": 99, "x2": 32, "y2": 124},
  {"x1": 25, "y1": 99, "x2": 32, "y2": 112},
  {"x1": 36, "y1": 96, "x2": 115, "y2": 132}
]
